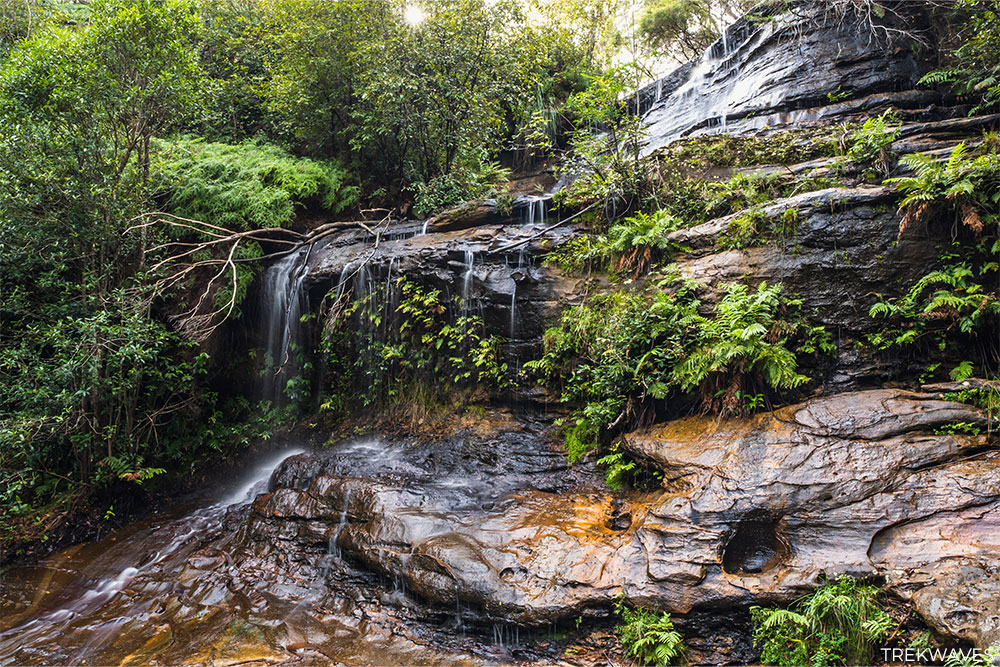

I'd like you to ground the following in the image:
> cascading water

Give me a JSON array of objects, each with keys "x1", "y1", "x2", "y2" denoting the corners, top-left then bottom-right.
[
  {"x1": 638, "y1": 11, "x2": 781, "y2": 152},
  {"x1": 0, "y1": 448, "x2": 305, "y2": 661},
  {"x1": 260, "y1": 249, "x2": 310, "y2": 405},
  {"x1": 460, "y1": 250, "x2": 475, "y2": 317},
  {"x1": 520, "y1": 197, "x2": 547, "y2": 227},
  {"x1": 328, "y1": 488, "x2": 351, "y2": 561}
]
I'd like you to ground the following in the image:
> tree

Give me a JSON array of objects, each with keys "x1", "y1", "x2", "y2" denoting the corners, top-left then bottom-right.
[
  {"x1": 350, "y1": 0, "x2": 538, "y2": 183},
  {"x1": 0, "y1": 0, "x2": 209, "y2": 525},
  {"x1": 263, "y1": 0, "x2": 546, "y2": 205},
  {"x1": 638, "y1": 0, "x2": 754, "y2": 61},
  {"x1": 262, "y1": 0, "x2": 382, "y2": 159}
]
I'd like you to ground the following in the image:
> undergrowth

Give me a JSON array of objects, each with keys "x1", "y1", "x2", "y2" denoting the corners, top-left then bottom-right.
[
  {"x1": 526, "y1": 273, "x2": 825, "y2": 467},
  {"x1": 751, "y1": 576, "x2": 895, "y2": 667},
  {"x1": 616, "y1": 595, "x2": 686, "y2": 666},
  {"x1": 153, "y1": 137, "x2": 360, "y2": 229}
]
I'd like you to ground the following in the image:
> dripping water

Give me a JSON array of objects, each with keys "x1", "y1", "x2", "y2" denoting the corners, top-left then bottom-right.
[{"x1": 328, "y1": 488, "x2": 351, "y2": 561}]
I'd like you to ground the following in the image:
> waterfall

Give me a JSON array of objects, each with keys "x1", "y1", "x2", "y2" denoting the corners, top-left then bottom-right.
[
  {"x1": 509, "y1": 286, "x2": 517, "y2": 340},
  {"x1": 460, "y1": 251, "x2": 475, "y2": 316},
  {"x1": 260, "y1": 249, "x2": 309, "y2": 405},
  {"x1": 332, "y1": 262, "x2": 352, "y2": 304},
  {"x1": 522, "y1": 197, "x2": 547, "y2": 227},
  {"x1": 421, "y1": 220, "x2": 430, "y2": 236},
  {"x1": 639, "y1": 15, "x2": 763, "y2": 153}
]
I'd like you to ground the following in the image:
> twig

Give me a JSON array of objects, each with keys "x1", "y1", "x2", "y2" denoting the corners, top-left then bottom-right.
[{"x1": 489, "y1": 203, "x2": 597, "y2": 254}]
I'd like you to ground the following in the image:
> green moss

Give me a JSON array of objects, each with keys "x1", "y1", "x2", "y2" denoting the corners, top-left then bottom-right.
[
  {"x1": 663, "y1": 129, "x2": 840, "y2": 169},
  {"x1": 564, "y1": 420, "x2": 599, "y2": 463}
]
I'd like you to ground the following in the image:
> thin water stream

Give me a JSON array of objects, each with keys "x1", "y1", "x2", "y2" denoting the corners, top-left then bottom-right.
[{"x1": 0, "y1": 448, "x2": 304, "y2": 664}]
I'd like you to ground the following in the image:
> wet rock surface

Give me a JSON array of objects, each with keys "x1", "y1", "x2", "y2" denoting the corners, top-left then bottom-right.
[
  {"x1": 296, "y1": 204, "x2": 583, "y2": 376},
  {"x1": 638, "y1": 0, "x2": 930, "y2": 150},
  {"x1": 1, "y1": 393, "x2": 997, "y2": 664},
  {"x1": 0, "y1": 439, "x2": 591, "y2": 666},
  {"x1": 239, "y1": 391, "x2": 997, "y2": 651}
]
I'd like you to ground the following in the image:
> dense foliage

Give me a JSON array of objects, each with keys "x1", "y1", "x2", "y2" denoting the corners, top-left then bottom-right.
[
  {"x1": 526, "y1": 275, "x2": 821, "y2": 465},
  {"x1": 0, "y1": 0, "x2": 213, "y2": 540},
  {"x1": 869, "y1": 140, "x2": 1000, "y2": 380},
  {"x1": 922, "y1": 0, "x2": 1000, "y2": 114},
  {"x1": 320, "y1": 276, "x2": 508, "y2": 418},
  {"x1": 638, "y1": 0, "x2": 752, "y2": 61},
  {"x1": 751, "y1": 576, "x2": 895, "y2": 666},
  {"x1": 153, "y1": 138, "x2": 359, "y2": 229},
  {"x1": 0, "y1": 0, "x2": 613, "y2": 546}
]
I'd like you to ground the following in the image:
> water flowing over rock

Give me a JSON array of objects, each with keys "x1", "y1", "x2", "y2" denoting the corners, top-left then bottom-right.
[
  {"x1": 258, "y1": 248, "x2": 310, "y2": 404},
  {"x1": 231, "y1": 390, "x2": 998, "y2": 652},
  {"x1": 296, "y1": 208, "x2": 582, "y2": 399},
  {"x1": 637, "y1": 0, "x2": 929, "y2": 151},
  {"x1": 3, "y1": 1, "x2": 998, "y2": 664}
]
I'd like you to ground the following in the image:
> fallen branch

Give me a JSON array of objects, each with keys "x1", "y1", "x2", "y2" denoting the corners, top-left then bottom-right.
[{"x1": 488, "y1": 202, "x2": 597, "y2": 254}]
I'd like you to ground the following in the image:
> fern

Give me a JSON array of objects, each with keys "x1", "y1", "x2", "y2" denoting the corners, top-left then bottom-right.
[
  {"x1": 887, "y1": 143, "x2": 1000, "y2": 238},
  {"x1": 868, "y1": 262, "x2": 999, "y2": 349},
  {"x1": 605, "y1": 210, "x2": 687, "y2": 275},
  {"x1": 752, "y1": 576, "x2": 895, "y2": 666},
  {"x1": 917, "y1": 1, "x2": 1000, "y2": 114},
  {"x1": 152, "y1": 137, "x2": 360, "y2": 230},
  {"x1": 846, "y1": 111, "x2": 900, "y2": 177},
  {"x1": 616, "y1": 596, "x2": 686, "y2": 666}
]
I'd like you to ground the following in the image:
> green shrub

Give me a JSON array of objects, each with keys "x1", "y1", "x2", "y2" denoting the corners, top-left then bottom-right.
[
  {"x1": 606, "y1": 210, "x2": 686, "y2": 274},
  {"x1": 887, "y1": 142, "x2": 1000, "y2": 238},
  {"x1": 705, "y1": 171, "x2": 783, "y2": 219},
  {"x1": 868, "y1": 261, "x2": 999, "y2": 350},
  {"x1": 751, "y1": 576, "x2": 895, "y2": 667},
  {"x1": 526, "y1": 276, "x2": 815, "y2": 460},
  {"x1": 845, "y1": 111, "x2": 900, "y2": 178},
  {"x1": 672, "y1": 282, "x2": 809, "y2": 413},
  {"x1": 943, "y1": 381, "x2": 999, "y2": 422},
  {"x1": 717, "y1": 209, "x2": 767, "y2": 249},
  {"x1": 616, "y1": 596, "x2": 686, "y2": 666},
  {"x1": 153, "y1": 137, "x2": 360, "y2": 229},
  {"x1": 321, "y1": 276, "x2": 507, "y2": 413},
  {"x1": 544, "y1": 235, "x2": 609, "y2": 275},
  {"x1": 597, "y1": 445, "x2": 635, "y2": 489},
  {"x1": 565, "y1": 419, "x2": 600, "y2": 463},
  {"x1": 412, "y1": 160, "x2": 511, "y2": 218}
]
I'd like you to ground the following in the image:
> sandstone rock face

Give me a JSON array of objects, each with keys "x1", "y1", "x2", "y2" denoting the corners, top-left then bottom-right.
[
  {"x1": 289, "y1": 204, "x2": 583, "y2": 391},
  {"x1": 3, "y1": 397, "x2": 995, "y2": 664},
  {"x1": 240, "y1": 390, "x2": 999, "y2": 649},
  {"x1": 637, "y1": 0, "x2": 929, "y2": 151}
]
